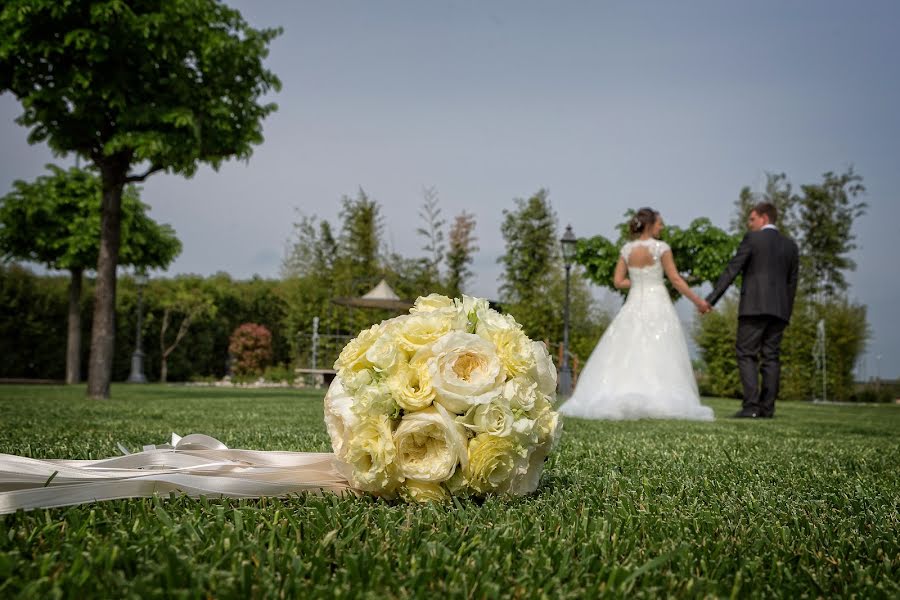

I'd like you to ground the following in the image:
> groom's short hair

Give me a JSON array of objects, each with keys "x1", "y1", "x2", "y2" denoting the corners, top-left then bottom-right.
[{"x1": 751, "y1": 201, "x2": 777, "y2": 224}]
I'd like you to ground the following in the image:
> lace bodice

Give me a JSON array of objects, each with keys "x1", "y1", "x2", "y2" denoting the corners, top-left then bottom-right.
[{"x1": 620, "y1": 239, "x2": 670, "y2": 290}]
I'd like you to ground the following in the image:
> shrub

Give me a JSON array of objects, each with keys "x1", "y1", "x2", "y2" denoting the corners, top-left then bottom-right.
[
  {"x1": 228, "y1": 323, "x2": 273, "y2": 377},
  {"x1": 262, "y1": 363, "x2": 295, "y2": 383},
  {"x1": 694, "y1": 295, "x2": 869, "y2": 401}
]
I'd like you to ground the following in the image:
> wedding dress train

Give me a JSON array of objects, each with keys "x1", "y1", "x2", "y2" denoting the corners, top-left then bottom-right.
[{"x1": 561, "y1": 239, "x2": 714, "y2": 421}]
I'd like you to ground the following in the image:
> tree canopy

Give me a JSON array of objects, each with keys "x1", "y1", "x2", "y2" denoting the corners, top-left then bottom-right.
[
  {"x1": 0, "y1": 0, "x2": 281, "y2": 398},
  {"x1": 796, "y1": 169, "x2": 867, "y2": 298},
  {"x1": 0, "y1": 164, "x2": 181, "y2": 272}
]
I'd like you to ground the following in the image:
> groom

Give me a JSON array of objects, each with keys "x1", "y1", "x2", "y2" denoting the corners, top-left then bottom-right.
[{"x1": 702, "y1": 202, "x2": 799, "y2": 418}]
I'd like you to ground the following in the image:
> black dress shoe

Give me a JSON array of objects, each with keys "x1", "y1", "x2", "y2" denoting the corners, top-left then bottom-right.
[{"x1": 733, "y1": 410, "x2": 760, "y2": 418}]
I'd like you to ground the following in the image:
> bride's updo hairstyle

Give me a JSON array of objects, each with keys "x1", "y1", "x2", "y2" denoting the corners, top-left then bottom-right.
[{"x1": 629, "y1": 207, "x2": 659, "y2": 238}]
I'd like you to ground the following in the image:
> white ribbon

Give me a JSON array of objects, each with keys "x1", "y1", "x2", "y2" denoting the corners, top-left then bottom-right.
[{"x1": 0, "y1": 433, "x2": 352, "y2": 514}]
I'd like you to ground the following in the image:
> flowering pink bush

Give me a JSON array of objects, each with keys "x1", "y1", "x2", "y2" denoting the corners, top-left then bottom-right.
[{"x1": 228, "y1": 323, "x2": 273, "y2": 376}]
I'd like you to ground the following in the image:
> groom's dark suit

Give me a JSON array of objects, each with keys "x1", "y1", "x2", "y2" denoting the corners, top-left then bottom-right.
[{"x1": 706, "y1": 227, "x2": 799, "y2": 417}]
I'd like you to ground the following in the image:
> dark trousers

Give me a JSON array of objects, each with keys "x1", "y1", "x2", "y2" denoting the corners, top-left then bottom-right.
[{"x1": 736, "y1": 316, "x2": 788, "y2": 416}]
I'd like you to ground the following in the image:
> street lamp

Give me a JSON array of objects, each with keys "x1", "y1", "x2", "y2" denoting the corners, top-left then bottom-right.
[
  {"x1": 559, "y1": 225, "x2": 578, "y2": 397},
  {"x1": 127, "y1": 270, "x2": 149, "y2": 383}
]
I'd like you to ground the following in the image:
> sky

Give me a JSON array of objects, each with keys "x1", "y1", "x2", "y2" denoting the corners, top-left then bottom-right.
[{"x1": 1, "y1": 1, "x2": 898, "y2": 379}]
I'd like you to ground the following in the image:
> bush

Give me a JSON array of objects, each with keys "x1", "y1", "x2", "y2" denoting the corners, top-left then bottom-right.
[
  {"x1": 262, "y1": 364, "x2": 295, "y2": 383},
  {"x1": 228, "y1": 323, "x2": 273, "y2": 377},
  {"x1": 0, "y1": 265, "x2": 295, "y2": 382},
  {"x1": 694, "y1": 295, "x2": 870, "y2": 401},
  {"x1": 849, "y1": 386, "x2": 895, "y2": 403}
]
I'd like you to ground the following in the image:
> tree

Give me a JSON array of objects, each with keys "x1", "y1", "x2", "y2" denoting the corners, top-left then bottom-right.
[
  {"x1": 575, "y1": 211, "x2": 738, "y2": 299},
  {"x1": 281, "y1": 213, "x2": 336, "y2": 279},
  {"x1": 498, "y1": 190, "x2": 558, "y2": 305},
  {"x1": 0, "y1": 1, "x2": 281, "y2": 398},
  {"x1": 730, "y1": 173, "x2": 799, "y2": 238},
  {"x1": 335, "y1": 189, "x2": 384, "y2": 294},
  {"x1": 416, "y1": 186, "x2": 446, "y2": 280},
  {"x1": 796, "y1": 168, "x2": 867, "y2": 298},
  {"x1": 0, "y1": 164, "x2": 180, "y2": 384},
  {"x1": 498, "y1": 190, "x2": 602, "y2": 354},
  {"x1": 157, "y1": 277, "x2": 216, "y2": 383},
  {"x1": 446, "y1": 211, "x2": 479, "y2": 298}
]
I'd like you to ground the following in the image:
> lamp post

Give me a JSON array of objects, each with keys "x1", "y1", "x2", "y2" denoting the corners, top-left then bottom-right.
[
  {"x1": 559, "y1": 225, "x2": 577, "y2": 397},
  {"x1": 127, "y1": 270, "x2": 149, "y2": 383}
]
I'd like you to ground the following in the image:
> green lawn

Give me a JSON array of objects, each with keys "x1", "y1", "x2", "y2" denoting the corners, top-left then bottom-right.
[{"x1": 1, "y1": 384, "x2": 898, "y2": 598}]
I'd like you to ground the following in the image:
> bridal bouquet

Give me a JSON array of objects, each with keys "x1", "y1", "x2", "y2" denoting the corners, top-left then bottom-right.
[{"x1": 324, "y1": 294, "x2": 562, "y2": 502}]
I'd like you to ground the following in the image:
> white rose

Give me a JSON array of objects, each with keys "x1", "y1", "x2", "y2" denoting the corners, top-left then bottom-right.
[
  {"x1": 512, "y1": 416, "x2": 536, "y2": 440},
  {"x1": 419, "y1": 331, "x2": 505, "y2": 414},
  {"x1": 412, "y1": 294, "x2": 455, "y2": 313},
  {"x1": 510, "y1": 408, "x2": 561, "y2": 495},
  {"x1": 528, "y1": 341, "x2": 558, "y2": 397},
  {"x1": 502, "y1": 376, "x2": 540, "y2": 412},
  {"x1": 323, "y1": 378, "x2": 359, "y2": 460},
  {"x1": 460, "y1": 397, "x2": 514, "y2": 438},
  {"x1": 508, "y1": 437, "x2": 555, "y2": 496},
  {"x1": 456, "y1": 295, "x2": 490, "y2": 316},
  {"x1": 341, "y1": 368, "x2": 374, "y2": 396},
  {"x1": 394, "y1": 405, "x2": 467, "y2": 483}
]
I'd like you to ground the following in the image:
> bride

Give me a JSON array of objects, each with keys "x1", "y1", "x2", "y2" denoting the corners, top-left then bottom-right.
[{"x1": 561, "y1": 208, "x2": 714, "y2": 421}]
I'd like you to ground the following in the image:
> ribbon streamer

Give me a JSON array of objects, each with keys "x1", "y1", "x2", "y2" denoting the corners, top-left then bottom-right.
[{"x1": 0, "y1": 433, "x2": 352, "y2": 514}]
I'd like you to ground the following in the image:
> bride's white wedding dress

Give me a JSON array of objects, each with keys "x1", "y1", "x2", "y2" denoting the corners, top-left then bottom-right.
[{"x1": 561, "y1": 239, "x2": 714, "y2": 421}]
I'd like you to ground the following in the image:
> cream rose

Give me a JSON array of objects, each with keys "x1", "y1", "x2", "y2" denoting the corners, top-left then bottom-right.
[
  {"x1": 394, "y1": 405, "x2": 467, "y2": 483},
  {"x1": 395, "y1": 311, "x2": 455, "y2": 352},
  {"x1": 343, "y1": 414, "x2": 398, "y2": 493},
  {"x1": 464, "y1": 433, "x2": 528, "y2": 494},
  {"x1": 411, "y1": 293, "x2": 455, "y2": 313},
  {"x1": 334, "y1": 323, "x2": 383, "y2": 373},
  {"x1": 386, "y1": 360, "x2": 435, "y2": 412},
  {"x1": 351, "y1": 380, "x2": 397, "y2": 418},
  {"x1": 419, "y1": 331, "x2": 505, "y2": 414},
  {"x1": 402, "y1": 480, "x2": 450, "y2": 503},
  {"x1": 532, "y1": 404, "x2": 563, "y2": 448},
  {"x1": 364, "y1": 325, "x2": 406, "y2": 375},
  {"x1": 341, "y1": 367, "x2": 374, "y2": 396},
  {"x1": 474, "y1": 305, "x2": 517, "y2": 338},
  {"x1": 484, "y1": 327, "x2": 535, "y2": 378}
]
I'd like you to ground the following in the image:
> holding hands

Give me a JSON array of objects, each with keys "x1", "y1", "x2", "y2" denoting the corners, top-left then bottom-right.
[{"x1": 696, "y1": 299, "x2": 712, "y2": 315}]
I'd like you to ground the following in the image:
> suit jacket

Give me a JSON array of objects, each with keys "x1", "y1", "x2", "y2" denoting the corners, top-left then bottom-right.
[{"x1": 706, "y1": 228, "x2": 799, "y2": 322}]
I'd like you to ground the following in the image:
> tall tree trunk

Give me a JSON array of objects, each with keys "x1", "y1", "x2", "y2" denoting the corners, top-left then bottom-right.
[
  {"x1": 65, "y1": 267, "x2": 83, "y2": 385},
  {"x1": 87, "y1": 163, "x2": 126, "y2": 399},
  {"x1": 160, "y1": 357, "x2": 168, "y2": 384}
]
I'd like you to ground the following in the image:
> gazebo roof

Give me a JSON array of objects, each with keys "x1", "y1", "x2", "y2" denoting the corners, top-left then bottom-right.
[{"x1": 332, "y1": 279, "x2": 414, "y2": 311}]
